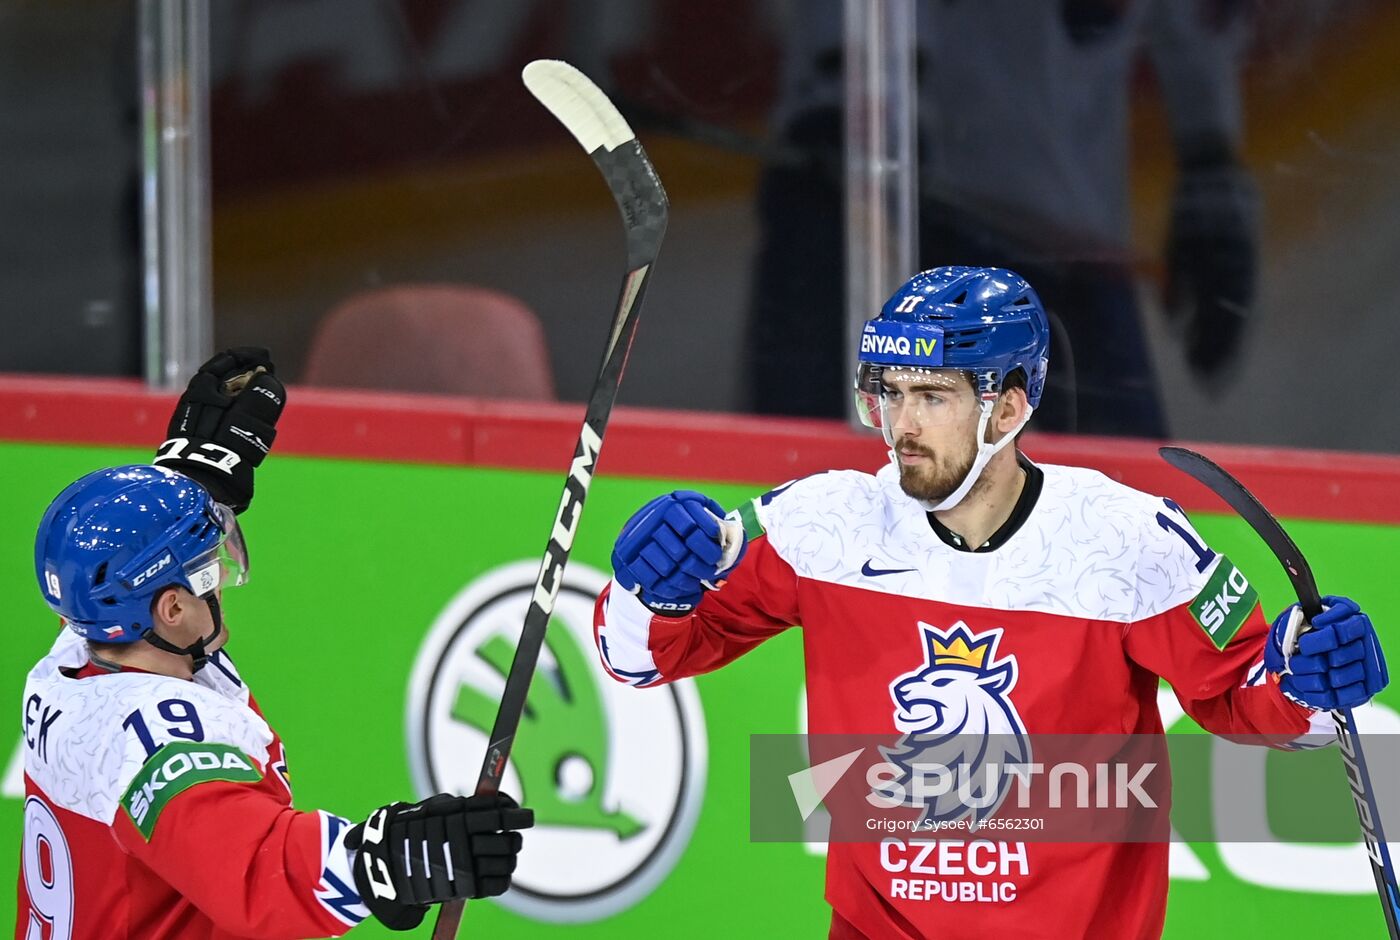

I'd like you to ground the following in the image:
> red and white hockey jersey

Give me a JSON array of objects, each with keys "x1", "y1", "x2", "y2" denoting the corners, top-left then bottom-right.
[
  {"x1": 595, "y1": 461, "x2": 1319, "y2": 940},
  {"x1": 15, "y1": 629, "x2": 367, "y2": 940}
]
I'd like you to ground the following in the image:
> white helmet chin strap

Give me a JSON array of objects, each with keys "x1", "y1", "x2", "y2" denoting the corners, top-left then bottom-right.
[{"x1": 888, "y1": 402, "x2": 1035, "y2": 513}]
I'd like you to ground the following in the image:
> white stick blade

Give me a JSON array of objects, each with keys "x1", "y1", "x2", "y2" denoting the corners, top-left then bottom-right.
[{"x1": 522, "y1": 59, "x2": 635, "y2": 154}]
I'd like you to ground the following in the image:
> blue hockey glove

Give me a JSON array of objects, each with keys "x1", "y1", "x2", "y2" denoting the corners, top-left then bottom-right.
[
  {"x1": 611, "y1": 490, "x2": 747, "y2": 615},
  {"x1": 1266, "y1": 595, "x2": 1389, "y2": 710}
]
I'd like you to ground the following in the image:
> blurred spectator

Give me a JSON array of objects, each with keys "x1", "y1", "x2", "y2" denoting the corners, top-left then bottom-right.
[{"x1": 748, "y1": 0, "x2": 1257, "y2": 437}]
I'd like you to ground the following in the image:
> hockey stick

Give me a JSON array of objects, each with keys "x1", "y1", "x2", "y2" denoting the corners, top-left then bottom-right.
[
  {"x1": 1159, "y1": 445, "x2": 1400, "y2": 938},
  {"x1": 429, "y1": 60, "x2": 668, "y2": 939}
]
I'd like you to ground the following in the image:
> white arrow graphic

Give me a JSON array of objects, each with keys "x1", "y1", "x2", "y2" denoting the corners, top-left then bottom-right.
[{"x1": 787, "y1": 747, "x2": 866, "y2": 822}]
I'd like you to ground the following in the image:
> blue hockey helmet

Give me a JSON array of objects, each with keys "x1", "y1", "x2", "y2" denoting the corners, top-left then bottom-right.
[
  {"x1": 854, "y1": 266, "x2": 1051, "y2": 429},
  {"x1": 34, "y1": 465, "x2": 248, "y2": 643}
]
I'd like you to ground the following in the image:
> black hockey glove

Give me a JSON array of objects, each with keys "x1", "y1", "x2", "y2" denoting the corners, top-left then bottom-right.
[
  {"x1": 345, "y1": 793, "x2": 533, "y2": 931},
  {"x1": 1164, "y1": 150, "x2": 1259, "y2": 384},
  {"x1": 152, "y1": 347, "x2": 286, "y2": 513}
]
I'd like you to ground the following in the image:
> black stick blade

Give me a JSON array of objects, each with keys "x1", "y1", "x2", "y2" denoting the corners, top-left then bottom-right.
[
  {"x1": 1158, "y1": 446, "x2": 1321, "y2": 617},
  {"x1": 523, "y1": 59, "x2": 668, "y2": 268}
]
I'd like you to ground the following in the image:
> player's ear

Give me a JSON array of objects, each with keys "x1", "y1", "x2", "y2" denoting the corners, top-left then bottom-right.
[
  {"x1": 995, "y1": 386, "x2": 1028, "y2": 433},
  {"x1": 150, "y1": 586, "x2": 184, "y2": 630}
]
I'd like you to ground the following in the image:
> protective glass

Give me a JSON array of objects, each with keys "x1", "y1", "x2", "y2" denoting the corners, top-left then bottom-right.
[
  {"x1": 213, "y1": 502, "x2": 250, "y2": 586},
  {"x1": 185, "y1": 502, "x2": 250, "y2": 597},
  {"x1": 854, "y1": 365, "x2": 978, "y2": 431}
]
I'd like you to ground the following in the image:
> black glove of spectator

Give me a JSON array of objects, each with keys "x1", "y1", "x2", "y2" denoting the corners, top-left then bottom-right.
[
  {"x1": 1164, "y1": 153, "x2": 1259, "y2": 383},
  {"x1": 345, "y1": 793, "x2": 534, "y2": 931},
  {"x1": 152, "y1": 347, "x2": 286, "y2": 513}
]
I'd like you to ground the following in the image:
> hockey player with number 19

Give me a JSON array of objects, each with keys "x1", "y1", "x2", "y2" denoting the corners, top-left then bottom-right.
[
  {"x1": 594, "y1": 267, "x2": 1389, "y2": 939},
  {"x1": 16, "y1": 350, "x2": 533, "y2": 939}
]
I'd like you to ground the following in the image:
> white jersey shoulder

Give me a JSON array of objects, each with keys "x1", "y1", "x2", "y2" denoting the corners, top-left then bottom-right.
[
  {"x1": 752, "y1": 469, "x2": 895, "y2": 572},
  {"x1": 1035, "y1": 464, "x2": 1222, "y2": 621},
  {"x1": 21, "y1": 629, "x2": 274, "y2": 824},
  {"x1": 750, "y1": 462, "x2": 1220, "y2": 623}
]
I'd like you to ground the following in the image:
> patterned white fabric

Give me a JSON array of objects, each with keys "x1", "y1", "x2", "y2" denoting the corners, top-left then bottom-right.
[
  {"x1": 757, "y1": 463, "x2": 1215, "y2": 624},
  {"x1": 22, "y1": 629, "x2": 275, "y2": 824}
]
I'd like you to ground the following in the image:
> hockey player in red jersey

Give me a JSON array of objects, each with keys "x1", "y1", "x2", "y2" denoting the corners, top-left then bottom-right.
[
  {"x1": 595, "y1": 267, "x2": 1388, "y2": 939},
  {"x1": 17, "y1": 350, "x2": 532, "y2": 939}
]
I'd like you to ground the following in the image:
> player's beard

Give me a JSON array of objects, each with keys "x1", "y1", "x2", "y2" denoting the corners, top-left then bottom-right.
[{"x1": 895, "y1": 437, "x2": 978, "y2": 503}]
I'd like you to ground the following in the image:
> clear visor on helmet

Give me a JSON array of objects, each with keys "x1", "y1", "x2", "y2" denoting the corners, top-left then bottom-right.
[
  {"x1": 854, "y1": 364, "x2": 978, "y2": 432},
  {"x1": 185, "y1": 502, "x2": 249, "y2": 597}
]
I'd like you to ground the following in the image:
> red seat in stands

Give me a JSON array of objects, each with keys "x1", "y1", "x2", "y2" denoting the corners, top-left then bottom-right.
[{"x1": 301, "y1": 284, "x2": 556, "y2": 400}]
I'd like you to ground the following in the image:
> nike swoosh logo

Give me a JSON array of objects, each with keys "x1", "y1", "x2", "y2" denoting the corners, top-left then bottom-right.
[{"x1": 861, "y1": 560, "x2": 917, "y2": 577}]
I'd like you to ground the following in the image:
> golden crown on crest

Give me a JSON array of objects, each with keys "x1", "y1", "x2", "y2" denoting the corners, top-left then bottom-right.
[{"x1": 930, "y1": 634, "x2": 992, "y2": 669}]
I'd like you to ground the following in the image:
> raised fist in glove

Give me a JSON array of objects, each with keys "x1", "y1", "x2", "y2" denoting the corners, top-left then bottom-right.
[
  {"x1": 346, "y1": 792, "x2": 534, "y2": 931},
  {"x1": 153, "y1": 347, "x2": 286, "y2": 513},
  {"x1": 612, "y1": 490, "x2": 747, "y2": 615},
  {"x1": 1164, "y1": 150, "x2": 1259, "y2": 383},
  {"x1": 1266, "y1": 595, "x2": 1389, "y2": 710}
]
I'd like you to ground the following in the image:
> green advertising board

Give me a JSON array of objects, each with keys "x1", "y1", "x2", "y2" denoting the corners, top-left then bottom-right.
[{"x1": 4, "y1": 440, "x2": 1399, "y2": 938}]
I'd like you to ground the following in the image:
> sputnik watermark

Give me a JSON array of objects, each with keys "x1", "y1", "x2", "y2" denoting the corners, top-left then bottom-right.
[
  {"x1": 865, "y1": 759, "x2": 1158, "y2": 811},
  {"x1": 759, "y1": 733, "x2": 1181, "y2": 844},
  {"x1": 786, "y1": 747, "x2": 1157, "y2": 836},
  {"x1": 756, "y1": 731, "x2": 1400, "y2": 845}
]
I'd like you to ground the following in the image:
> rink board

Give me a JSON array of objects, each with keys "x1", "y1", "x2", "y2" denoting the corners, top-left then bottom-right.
[{"x1": 3, "y1": 426, "x2": 1400, "y2": 937}]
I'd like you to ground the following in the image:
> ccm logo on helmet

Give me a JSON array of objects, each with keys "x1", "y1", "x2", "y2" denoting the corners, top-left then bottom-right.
[{"x1": 128, "y1": 552, "x2": 176, "y2": 589}]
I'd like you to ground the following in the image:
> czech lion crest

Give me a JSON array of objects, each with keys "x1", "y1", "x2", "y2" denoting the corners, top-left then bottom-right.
[{"x1": 879, "y1": 621, "x2": 1031, "y2": 828}]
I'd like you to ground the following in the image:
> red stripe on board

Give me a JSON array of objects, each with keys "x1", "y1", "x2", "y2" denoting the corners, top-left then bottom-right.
[{"x1": 2, "y1": 374, "x2": 1399, "y2": 524}]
